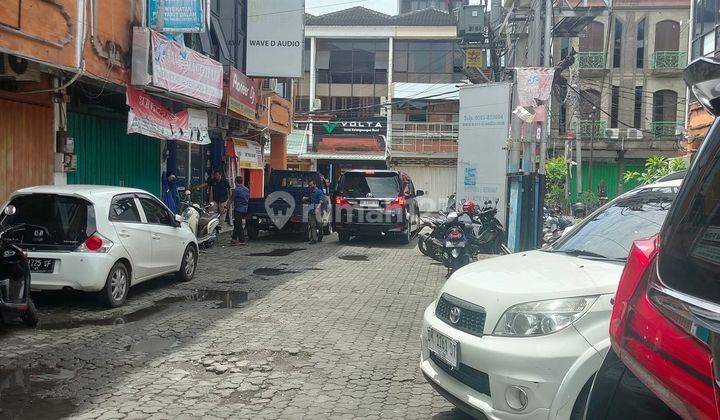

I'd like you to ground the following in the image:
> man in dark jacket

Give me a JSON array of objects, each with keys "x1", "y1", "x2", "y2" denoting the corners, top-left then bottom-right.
[{"x1": 308, "y1": 179, "x2": 324, "y2": 244}]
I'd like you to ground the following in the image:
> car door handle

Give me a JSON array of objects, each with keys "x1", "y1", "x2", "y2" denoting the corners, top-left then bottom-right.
[
  {"x1": 152, "y1": 234, "x2": 161, "y2": 240},
  {"x1": 118, "y1": 230, "x2": 131, "y2": 238}
]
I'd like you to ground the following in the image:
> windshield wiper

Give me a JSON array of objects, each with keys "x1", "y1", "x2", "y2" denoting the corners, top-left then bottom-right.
[{"x1": 554, "y1": 249, "x2": 626, "y2": 262}]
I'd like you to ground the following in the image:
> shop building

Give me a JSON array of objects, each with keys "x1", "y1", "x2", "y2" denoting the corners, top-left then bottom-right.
[{"x1": 298, "y1": 6, "x2": 462, "y2": 209}]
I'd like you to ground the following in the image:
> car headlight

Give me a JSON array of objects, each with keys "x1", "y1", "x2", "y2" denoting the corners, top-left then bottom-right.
[{"x1": 493, "y1": 296, "x2": 598, "y2": 336}]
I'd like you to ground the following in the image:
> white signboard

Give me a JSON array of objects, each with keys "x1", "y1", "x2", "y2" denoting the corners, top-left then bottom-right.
[
  {"x1": 246, "y1": 0, "x2": 304, "y2": 78},
  {"x1": 457, "y1": 83, "x2": 511, "y2": 225}
]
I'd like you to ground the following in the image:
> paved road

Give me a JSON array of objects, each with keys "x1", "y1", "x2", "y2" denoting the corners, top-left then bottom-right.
[{"x1": 0, "y1": 233, "x2": 472, "y2": 419}]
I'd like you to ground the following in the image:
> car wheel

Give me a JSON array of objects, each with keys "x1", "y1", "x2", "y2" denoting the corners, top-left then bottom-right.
[
  {"x1": 176, "y1": 245, "x2": 198, "y2": 282},
  {"x1": 398, "y1": 222, "x2": 411, "y2": 245},
  {"x1": 21, "y1": 299, "x2": 38, "y2": 328},
  {"x1": 101, "y1": 262, "x2": 130, "y2": 308},
  {"x1": 570, "y1": 376, "x2": 594, "y2": 420},
  {"x1": 338, "y1": 231, "x2": 350, "y2": 243}
]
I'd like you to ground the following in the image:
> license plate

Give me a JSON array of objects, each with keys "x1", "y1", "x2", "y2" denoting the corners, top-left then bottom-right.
[
  {"x1": 359, "y1": 200, "x2": 378, "y2": 207},
  {"x1": 29, "y1": 258, "x2": 55, "y2": 273},
  {"x1": 428, "y1": 327, "x2": 458, "y2": 368}
]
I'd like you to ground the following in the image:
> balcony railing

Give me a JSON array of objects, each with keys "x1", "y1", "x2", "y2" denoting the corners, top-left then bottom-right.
[
  {"x1": 650, "y1": 120, "x2": 683, "y2": 137},
  {"x1": 577, "y1": 120, "x2": 607, "y2": 139},
  {"x1": 577, "y1": 52, "x2": 607, "y2": 69},
  {"x1": 652, "y1": 51, "x2": 687, "y2": 70},
  {"x1": 391, "y1": 122, "x2": 459, "y2": 154},
  {"x1": 391, "y1": 122, "x2": 459, "y2": 139}
]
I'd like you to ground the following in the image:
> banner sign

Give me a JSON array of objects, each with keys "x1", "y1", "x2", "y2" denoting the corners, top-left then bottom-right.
[
  {"x1": 313, "y1": 117, "x2": 387, "y2": 136},
  {"x1": 230, "y1": 138, "x2": 264, "y2": 169},
  {"x1": 246, "y1": 0, "x2": 304, "y2": 78},
  {"x1": 126, "y1": 86, "x2": 210, "y2": 145},
  {"x1": 227, "y1": 68, "x2": 259, "y2": 120},
  {"x1": 457, "y1": 83, "x2": 511, "y2": 225},
  {"x1": 151, "y1": 30, "x2": 223, "y2": 106},
  {"x1": 148, "y1": 0, "x2": 207, "y2": 32},
  {"x1": 515, "y1": 67, "x2": 555, "y2": 107},
  {"x1": 465, "y1": 48, "x2": 485, "y2": 68}
]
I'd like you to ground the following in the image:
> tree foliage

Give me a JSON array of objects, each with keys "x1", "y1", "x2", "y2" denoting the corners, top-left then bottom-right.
[
  {"x1": 545, "y1": 156, "x2": 569, "y2": 208},
  {"x1": 624, "y1": 155, "x2": 687, "y2": 185}
]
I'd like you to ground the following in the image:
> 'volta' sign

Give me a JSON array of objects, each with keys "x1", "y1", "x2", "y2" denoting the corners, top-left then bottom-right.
[{"x1": 315, "y1": 117, "x2": 387, "y2": 136}]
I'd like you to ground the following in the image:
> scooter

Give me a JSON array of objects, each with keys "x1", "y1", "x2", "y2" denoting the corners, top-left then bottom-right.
[
  {"x1": 442, "y1": 217, "x2": 470, "y2": 275},
  {"x1": 180, "y1": 191, "x2": 221, "y2": 249},
  {"x1": 0, "y1": 205, "x2": 39, "y2": 327}
]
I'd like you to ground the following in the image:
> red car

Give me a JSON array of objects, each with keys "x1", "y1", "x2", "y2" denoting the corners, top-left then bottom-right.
[{"x1": 603, "y1": 57, "x2": 720, "y2": 419}]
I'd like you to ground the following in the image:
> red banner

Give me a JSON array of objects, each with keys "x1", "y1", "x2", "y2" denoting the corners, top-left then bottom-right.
[
  {"x1": 127, "y1": 85, "x2": 189, "y2": 140},
  {"x1": 226, "y1": 67, "x2": 259, "y2": 120},
  {"x1": 151, "y1": 30, "x2": 224, "y2": 106}
]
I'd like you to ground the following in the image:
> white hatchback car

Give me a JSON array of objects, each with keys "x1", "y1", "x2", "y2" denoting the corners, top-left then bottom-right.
[
  {"x1": 420, "y1": 179, "x2": 681, "y2": 420},
  {"x1": 0, "y1": 185, "x2": 198, "y2": 307}
]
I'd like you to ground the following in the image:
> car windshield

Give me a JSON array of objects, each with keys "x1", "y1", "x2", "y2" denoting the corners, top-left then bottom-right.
[
  {"x1": 0, "y1": 194, "x2": 95, "y2": 251},
  {"x1": 339, "y1": 173, "x2": 400, "y2": 198},
  {"x1": 659, "y1": 120, "x2": 720, "y2": 304},
  {"x1": 551, "y1": 186, "x2": 678, "y2": 261}
]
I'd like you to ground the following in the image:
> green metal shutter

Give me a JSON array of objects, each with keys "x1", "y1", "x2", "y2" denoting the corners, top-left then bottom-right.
[
  {"x1": 67, "y1": 112, "x2": 161, "y2": 197},
  {"x1": 569, "y1": 160, "x2": 646, "y2": 202}
]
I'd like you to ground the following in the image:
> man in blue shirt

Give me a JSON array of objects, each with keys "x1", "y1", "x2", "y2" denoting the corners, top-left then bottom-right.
[
  {"x1": 308, "y1": 179, "x2": 325, "y2": 244},
  {"x1": 231, "y1": 176, "x2": 250, "y2": 245}
]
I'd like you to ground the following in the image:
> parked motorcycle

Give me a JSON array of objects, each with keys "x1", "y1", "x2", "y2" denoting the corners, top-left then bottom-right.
[
  {"x1": 417, "y1": 214, "x2": 446, "y2": 261},
  {"x1": 179, "y1": 191, "x2": 221, "y2": 249},
  {"x1": 542, "y1": 206, "x2": 575, "y2": 247},
  {"x1": 441, "y1": 213, "x2": 470, "y2": 273},
  {"x1": 0, "y1": 205, "x2": 39, "y2": 327}
]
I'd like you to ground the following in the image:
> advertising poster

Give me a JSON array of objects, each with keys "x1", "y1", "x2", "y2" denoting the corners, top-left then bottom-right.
[
  {"x1": 246, "y1": 0, "x2": 304, "y2": 78},
  {"x1": 151, "y1": 30, "x2": 224, "y2": 106},
  {"x1": 227, "y1": 67, "x2": 259, "y2": 120},
  {"x1": 457, "y1": 83, "x2": 512, "y2": 225},
  {"x1": 148, "y1": 0, "x2": 207, "y2": 32}
]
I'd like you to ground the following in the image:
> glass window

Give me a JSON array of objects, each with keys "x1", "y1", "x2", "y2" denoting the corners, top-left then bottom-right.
[
  {"x1": 551, "y1": 186, "x2": 678, "y2": 261},
  {"x1": 613, "y1": 18, "x2": 623, "y2": 68},
  {"x1": 338, "y1": 172, "x2": 401, "y2": 198},
  {"x1": 0, "y1": 194, "x2": 95, "y2": 251},
  {"x1": 394, "y1": 50, "x2": 408, "y2": 72},
  {"x1": 110, "y1": 196, "x2": 141, "y2": 222},
  {"x1": 140, "y1": 198, "x2": 173, "y2": 226},
  {"x1": 634, "y1": 86, "x2": 643, "y2": 129},
  {"x1": 636, "y1": 19, "x2": 645, "y2": 68},
  {"x1": 703, "y1": 0, "x2": 717, "y2": 33},
  {"x1": 705, "y1": 31, "x2": 717, "y2": 55},
  {"x1": 611, "y1": 85, "x2": 620, "y2": 128},
  {"x1": 659, "y1": 120, "x2": 720, "y2": 304}
]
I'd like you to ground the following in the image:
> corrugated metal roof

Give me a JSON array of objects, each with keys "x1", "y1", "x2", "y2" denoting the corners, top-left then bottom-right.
[{"x1": 306, "y1": 6, "x2": 457, "y2": 27}]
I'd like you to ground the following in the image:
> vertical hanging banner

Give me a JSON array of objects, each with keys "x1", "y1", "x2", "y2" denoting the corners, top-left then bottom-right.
[
  {"x1": 151, "y1": 30, "x2": 224, "y2": 106},
  {"x1": 457, "y1": 83, "x2": 512, "y2": 225},
  {"x1": 148, "y1": 0, "x2": 208, "y2": 32},
  {"x1": 515, "y1": 67, "x2": 555, "y2": 107},
  {"x1": 246, "y1": 0, "x2": 304, "y2": 78}
]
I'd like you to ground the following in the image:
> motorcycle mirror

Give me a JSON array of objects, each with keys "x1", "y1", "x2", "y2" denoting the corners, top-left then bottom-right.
[{"x1": 3, "y1": 205, "x2": 16, "y2": 216}]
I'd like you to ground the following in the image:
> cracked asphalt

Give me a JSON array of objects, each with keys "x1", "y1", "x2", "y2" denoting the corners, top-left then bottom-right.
[{"x1": 0, "y1": 233, "x2": 471, "y2": 419}]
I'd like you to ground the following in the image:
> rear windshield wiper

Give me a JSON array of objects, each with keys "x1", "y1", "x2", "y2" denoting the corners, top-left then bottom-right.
[{"x1": 554, "y1": 249, "x2": 626, "y2": 262}]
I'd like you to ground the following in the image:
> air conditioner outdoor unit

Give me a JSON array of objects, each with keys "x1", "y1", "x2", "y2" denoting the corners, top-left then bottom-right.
[
  {"x1": 0, "y1": 53, "x2": 41, "y2": 82},
  {"x1": 605, "y1": 128, "x2": 620, "y2": 139},
  {"x1": 626, "y1": 128, "x2": 644, "y2": 139},
  {"x1": 312, "y1": 98, "x2": 322, "y2": 110},
  {"x1": 262, "y1": 78, "x2": 278, "y2": 92}
]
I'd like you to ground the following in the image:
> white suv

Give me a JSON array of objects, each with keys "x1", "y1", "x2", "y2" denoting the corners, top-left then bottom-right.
[
  {"x1": 420, "y1": 179, "x2": 681, "y2": 420},
  {"x1": 0, "y1": 185, "x2": 198, "y2": 307}
]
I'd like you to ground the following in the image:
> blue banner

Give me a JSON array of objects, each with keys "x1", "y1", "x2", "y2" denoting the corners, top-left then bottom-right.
[{"x1": 148, "y1": 0, "x2": 205, "y2": 32}]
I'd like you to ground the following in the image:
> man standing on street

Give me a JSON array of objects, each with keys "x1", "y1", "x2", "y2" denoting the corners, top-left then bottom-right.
[
  {"x1": 308, "y1": 179, "x2": 324, "y2": 244},
  {"x1": 231, "y1": 176, "x2": 250, "y2": 245},
  {"x1": 208, "y1": 170, "x2": 230, "y2": 228}
]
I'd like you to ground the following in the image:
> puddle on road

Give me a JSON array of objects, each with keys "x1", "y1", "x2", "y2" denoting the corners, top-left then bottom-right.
[
  {"x1": 126, "y1": 337, "x2": 179, "y2": 353},
  {"x1": 339, "y1": 254, "x2": 369, "y2": 261},
  {"x1": 0, "y1": 367, "x2": 77, "y2": 418},
  {"x1": 253, "y1": 267, "x2": 300, "y2": 276},
  {"x1": 38, "y1": 290, "x2": 256, "y2": 330},
  {"x1": 248, "y1": 248, "x2": 306, "y2": 257}
]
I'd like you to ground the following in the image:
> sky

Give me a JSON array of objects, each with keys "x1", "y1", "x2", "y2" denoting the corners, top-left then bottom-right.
[{"x1": 305, "y1": 0, "x2": 397, "y2": 16}]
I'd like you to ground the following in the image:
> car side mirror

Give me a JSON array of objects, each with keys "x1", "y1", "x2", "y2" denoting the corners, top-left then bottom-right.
[
  {"x1": 3, "y1": 205, "x2": 16, "y2": 216},
  {"x1": 174, "y1": 214, "x2": 183, "y2": 226},
  {"x1": 416, "y1": 190, "x2": 425, "y2": 197}
]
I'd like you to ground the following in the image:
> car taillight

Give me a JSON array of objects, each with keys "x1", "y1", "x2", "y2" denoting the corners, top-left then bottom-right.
[
  {"x1": 449, "y1": 229, "x2": 462, "y2": 238},
  {"x1": 611, "y1": 235, "x2": 717, "y2": 419},
  {"x1": 387, "y1": 195, "x2": 406, "y2": 210},
  {"x1": 77, "y1": 233, "x2": 113, "y2": 253},
  {"x1": 335, "y1": 196, "x2": 350, "y2": 206}
]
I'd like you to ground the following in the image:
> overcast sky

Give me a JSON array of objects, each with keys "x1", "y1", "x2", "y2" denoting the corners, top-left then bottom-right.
[{"x1": 305, "y1": 0, "x2": 397, "y2": 16}]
